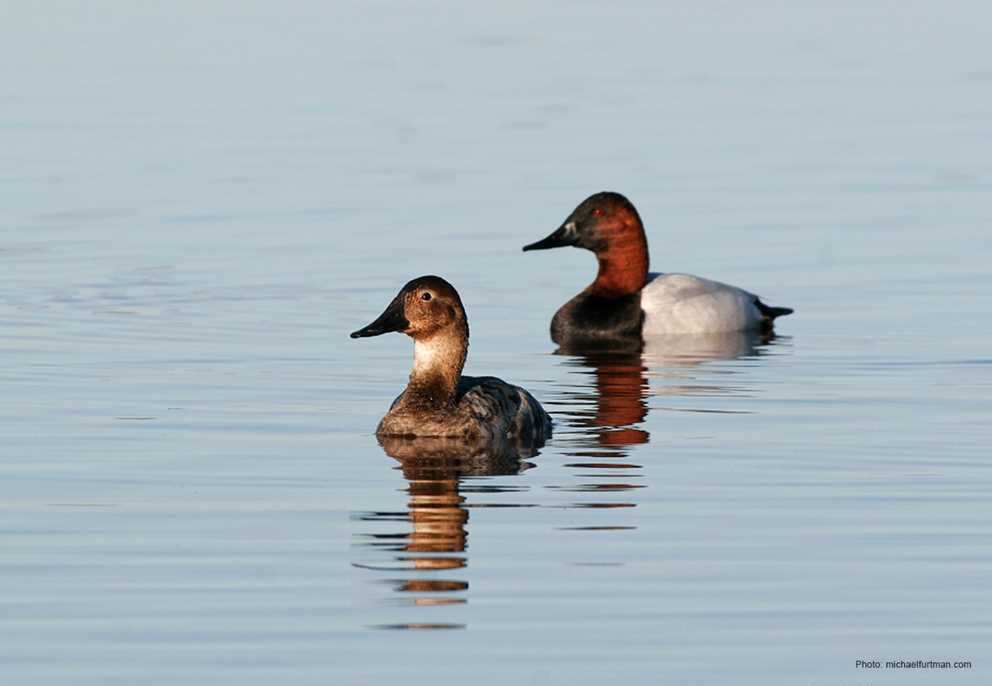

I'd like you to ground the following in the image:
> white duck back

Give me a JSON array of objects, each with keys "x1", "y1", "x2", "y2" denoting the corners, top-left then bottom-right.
[{"x1": 640, "y1": 273, "x2": 764, "y2": 335}]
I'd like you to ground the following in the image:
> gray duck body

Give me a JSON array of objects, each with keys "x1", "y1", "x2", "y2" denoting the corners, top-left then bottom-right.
[{"x1": 378, "y1": 374, "x2": 551, "y2": 442}]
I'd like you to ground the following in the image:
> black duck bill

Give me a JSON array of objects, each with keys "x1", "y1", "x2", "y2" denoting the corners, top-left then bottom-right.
[
  {"x1": 350, "y1": 293, "x2": 410, "y2": 338},
  {"x1": 522, "y1": 221, "x2": 578, "y2": 251}
]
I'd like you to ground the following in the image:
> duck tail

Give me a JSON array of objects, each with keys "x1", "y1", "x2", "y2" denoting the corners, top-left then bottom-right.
[{"x1": 755, "y1": 298, "x2": 794, "y2": 321}]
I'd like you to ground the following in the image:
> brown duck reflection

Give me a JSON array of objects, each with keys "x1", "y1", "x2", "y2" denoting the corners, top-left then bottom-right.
[
  {"x1": 551, "y1": 332, "x2": 778, "y2": 518},
  {"x1": 355, "y1": 435, "x2": 536, "y2": 627},
  {"x1": 556, "y1": 331, "x2": 773, "y2": 453},
  {"x1": 565, "y1": 351, "x2": 652, "y2": 449}
]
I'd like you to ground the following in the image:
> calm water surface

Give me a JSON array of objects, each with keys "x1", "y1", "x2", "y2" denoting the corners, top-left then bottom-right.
[{"x1": 2, "y1": 3, "x2": 991, "y2": 684}]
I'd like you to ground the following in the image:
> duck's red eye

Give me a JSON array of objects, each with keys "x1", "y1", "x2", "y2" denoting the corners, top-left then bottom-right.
[{"x1": 592, "y1": 207, "x2": 605, "y2": 217}]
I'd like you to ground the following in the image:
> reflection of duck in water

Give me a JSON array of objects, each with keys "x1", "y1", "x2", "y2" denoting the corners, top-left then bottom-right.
[
  {"x1": 558, "y1": 331, "x2": 783, "y2": 448},
  {"x1": 356, "y1": 436, "x2": 535, "y2": 622},
  {"x1": 351, "y1": 276, "x2": 552, "y2": 443},
  {"x1": 641, "y1": 329, "x2": 768, "y2": 367},
  {"x1": 379, "y1": 434, "x2": 538, "y2": 473},
  {"x1": 384, "y1": 436, "x2": 531, "y2": 566},
  {"x1": 562, "y1": 352, "x2": 651, "y2": 449}
]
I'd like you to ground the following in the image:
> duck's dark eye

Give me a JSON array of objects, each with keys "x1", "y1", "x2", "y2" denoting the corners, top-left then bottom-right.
[
  {"x1": 592, "y1": 207, "x2": 605, "y2": 217},
  {"x1": 421, "y1": 292, "x2": 432, "y2": 301}
]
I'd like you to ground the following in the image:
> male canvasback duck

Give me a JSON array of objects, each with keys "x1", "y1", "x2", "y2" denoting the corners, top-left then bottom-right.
[
  {"x1": 350, "y1": 275, "x2": 552, "y2": 442},
  {"x1": 523, "y1": 191, "x2": 793, "y2": 350}
]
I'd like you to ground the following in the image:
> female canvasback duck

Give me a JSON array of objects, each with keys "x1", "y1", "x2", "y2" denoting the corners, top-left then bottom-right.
[
  {"x1": 350, "y1": 275, "x2": 552, "y2": 443},
  {"x1": 523, "y1": 191, "x2": 793, "y2": 350}
]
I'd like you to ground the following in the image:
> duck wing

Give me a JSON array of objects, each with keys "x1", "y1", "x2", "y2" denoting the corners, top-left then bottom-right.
[{"x1": 457, "y1": 376, "x2": 552, "y2": 444}]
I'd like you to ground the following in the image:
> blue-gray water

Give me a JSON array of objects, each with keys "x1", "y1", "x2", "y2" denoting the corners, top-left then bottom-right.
[{"x1": 3, "y1": 2, "x2": 990, "y2": 684}]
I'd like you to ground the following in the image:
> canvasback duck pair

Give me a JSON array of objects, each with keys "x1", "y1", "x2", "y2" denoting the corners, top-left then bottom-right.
[
  {"x1": 351, "y1": 276, "x2": 552, "y2": 443},
  {"x1": 523, "y1": 192, "x2": 793, "y2": 350},
  {"x1": 354, "y1": 192, "x2": 793, "y2": 441}
]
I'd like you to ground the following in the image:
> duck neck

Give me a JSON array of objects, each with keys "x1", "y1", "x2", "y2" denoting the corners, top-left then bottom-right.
[
  {"x1": 589, "y1": 219, "x2": 649, "y2": 298},
  {"x1": 404, "y1": 327, "x2": 468, "y2": 408}
]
